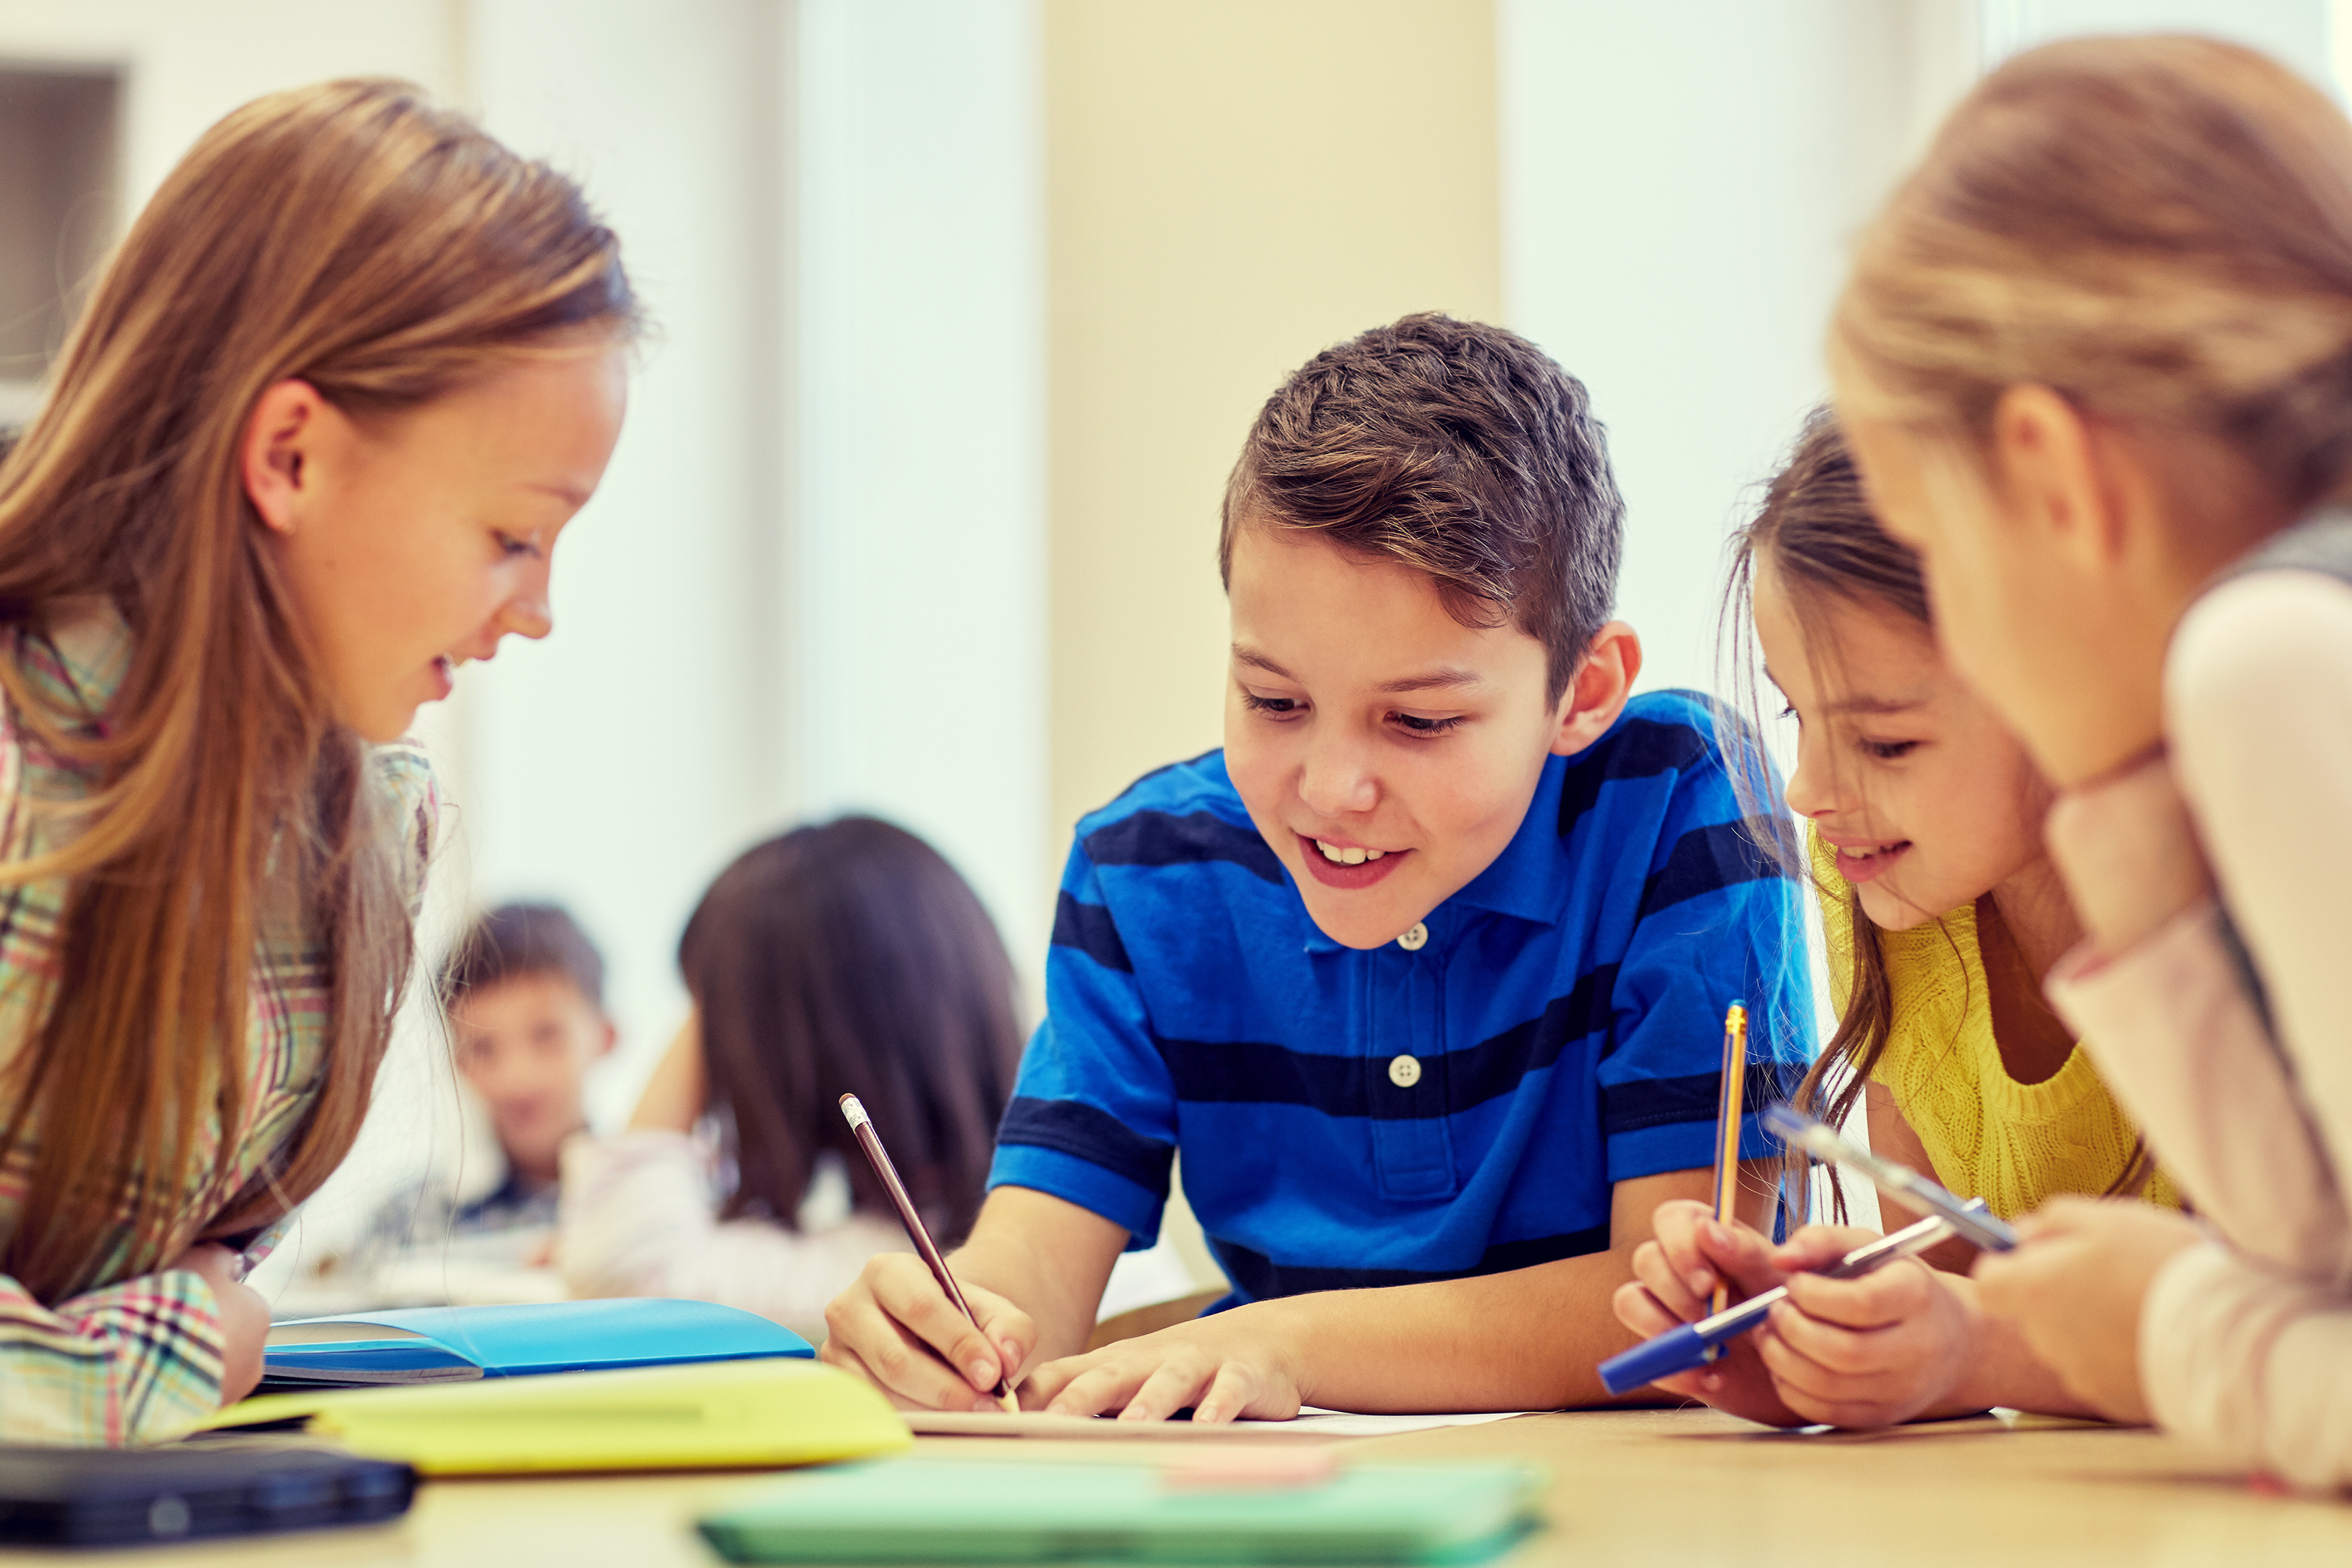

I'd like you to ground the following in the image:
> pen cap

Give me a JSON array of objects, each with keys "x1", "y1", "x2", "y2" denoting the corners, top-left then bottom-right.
[{"x1": 1598, "y1": 1325, "x2": 1711, "y2": 1397}]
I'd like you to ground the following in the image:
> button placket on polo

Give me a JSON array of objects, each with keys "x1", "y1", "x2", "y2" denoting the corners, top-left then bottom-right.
[{"x1": 1366, "y1": 913, "x2": 1456, "y2": 1201}]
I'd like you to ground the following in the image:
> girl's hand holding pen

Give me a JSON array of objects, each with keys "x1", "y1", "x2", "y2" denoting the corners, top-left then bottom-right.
[
  {"x1": 1616, "y1": 1200, "x2": 1984, "y2": 1429},
  {"x1": 1614, "y1": 1199, "x2": 1806, "y2": 1426},
  {"x1": 1751, "y1": 1223, "x2": 1979, "y2": 1429}
]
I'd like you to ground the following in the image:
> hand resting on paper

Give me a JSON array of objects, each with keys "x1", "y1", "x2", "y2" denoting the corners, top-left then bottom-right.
[{"x1": 1020, "y1": 1307, "x2": 1304, "y2": 1423}]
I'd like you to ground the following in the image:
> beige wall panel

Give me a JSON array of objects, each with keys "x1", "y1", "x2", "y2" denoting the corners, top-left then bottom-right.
[{"x1": 1045, "y1": 0, "x2": 1501, "y2": 849}]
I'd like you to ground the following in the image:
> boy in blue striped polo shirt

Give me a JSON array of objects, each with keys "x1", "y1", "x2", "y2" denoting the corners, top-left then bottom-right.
[{"x1": 822, "y1": 314, "x2": 1813, "y2": 1419}]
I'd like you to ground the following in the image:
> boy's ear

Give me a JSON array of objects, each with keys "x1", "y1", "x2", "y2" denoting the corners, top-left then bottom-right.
[
  {"x1": 241, "y1": 378, "x2": 330, "y2": 535},
  {"x1": 596, "y1": 1018, "x2": 618, "y2": 1059},
  {"x1": 1549, "y1": 622, "x2": 1641, "y2": 757}
]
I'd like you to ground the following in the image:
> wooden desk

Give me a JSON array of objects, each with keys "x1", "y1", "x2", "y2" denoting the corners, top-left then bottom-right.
[{"x1": 9, "y1": 1409, "x2": 2349, "y2": 1565}]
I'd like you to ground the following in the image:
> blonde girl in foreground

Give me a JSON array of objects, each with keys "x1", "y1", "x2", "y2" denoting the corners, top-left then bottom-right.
[
  {"x1": 1614, "y1": 414, "x2": 2175, "y2": 1428},
  {"x1": 0, "y1": 79, "x2": 633, "y2": 1444},
  {"x1": 1832, "y1": 36, "x2": 2352, "y2": 1489}
]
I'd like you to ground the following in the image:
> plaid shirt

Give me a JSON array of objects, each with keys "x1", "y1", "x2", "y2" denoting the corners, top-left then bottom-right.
[{"x1": 0, "y1": 610, "x2": 436, "y2": 1445}]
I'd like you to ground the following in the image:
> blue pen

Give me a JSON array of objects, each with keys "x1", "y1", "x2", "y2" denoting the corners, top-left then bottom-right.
[{"x1": 1598, "y1": 1105, "x2": 2017, "y2": 1398}]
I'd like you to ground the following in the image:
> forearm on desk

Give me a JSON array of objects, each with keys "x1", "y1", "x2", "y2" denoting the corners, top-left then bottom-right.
[
  {"x1": 1935, "y1": 1271, "x2": 2103, "y2": 1421},
  {"x1": 1249, "y1": 1166, "x2": 1725, "y2": 1413},
  {"x1": 2144, "y1": 1239, "x2": 2352, "y2": 1490}
]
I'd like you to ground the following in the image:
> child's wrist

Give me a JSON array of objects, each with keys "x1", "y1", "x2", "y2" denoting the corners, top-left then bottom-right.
[{"x1": 2045, "y1": 753, "x2": 2213, "y2": 955}]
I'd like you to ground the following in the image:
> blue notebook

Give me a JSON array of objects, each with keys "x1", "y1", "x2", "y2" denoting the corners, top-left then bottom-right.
[{"x1": 260, "y1": 1298, "x2": 812, "y2": 1390}]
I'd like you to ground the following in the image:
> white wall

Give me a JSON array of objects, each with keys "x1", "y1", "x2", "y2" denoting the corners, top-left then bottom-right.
[
  {"x1": 0, "y1": 1, "x2": 456, "y2": 208},
  {"x1": 453, "y1": 0, "x2": 791, "y2": 1122},
  {"x1": 1498, "y1": 0, "x2": 1979, "y2": 702},
  {"x1": 1986, "y1": 0, "x2": 2329, "y2": 79},
  {"x1": 792, "y1": 0, "x2": 1051, "y2": 991}
]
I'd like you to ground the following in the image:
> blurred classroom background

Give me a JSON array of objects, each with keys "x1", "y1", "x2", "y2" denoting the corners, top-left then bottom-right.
[{"x1": 0, "y1": 0, "x2": 2334, "y2": 1290}]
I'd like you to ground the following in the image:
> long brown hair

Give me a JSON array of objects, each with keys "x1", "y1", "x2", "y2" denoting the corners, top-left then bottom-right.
[
  {"x1": 1722, "y1": 413, "x2": 1935, "y2": 1220},
  {"x1": 680, "y1": 817, "x2": 1022, "y2": 1245},
  {"x1": 0, "y1": 79, "x2": 634, "y2": 1301},
  {"x1": 1724, "y1": 411, "x2": 2150, "y2": 1216},
  {"x1": 1834, "y1": 35, "x2": 2352, "y2": 516}
]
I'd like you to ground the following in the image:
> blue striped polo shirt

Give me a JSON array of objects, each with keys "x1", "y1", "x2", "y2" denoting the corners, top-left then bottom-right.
[{"x1": 989, "y1": 689, "x2": 1815, "y2": 1303}]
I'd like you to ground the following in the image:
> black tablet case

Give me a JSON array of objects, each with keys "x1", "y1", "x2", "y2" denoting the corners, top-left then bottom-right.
[{"x1": 0, "y1": 1441, "x2": 415, "y2": 1546}]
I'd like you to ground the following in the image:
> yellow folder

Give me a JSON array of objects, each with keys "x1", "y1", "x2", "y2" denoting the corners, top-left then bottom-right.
[{"x1": 197, "y1": 1358, "x2": 911, "y2": 1476}]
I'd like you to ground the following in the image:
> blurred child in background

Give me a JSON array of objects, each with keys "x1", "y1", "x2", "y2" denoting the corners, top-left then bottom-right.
[
  {"x1": 561, "y1": 816, "x2": 1193, "y2": 1345},
  {"x1": 295, "y1": 904, "x2": 618, "y2": 1303},
  {"x1": 440, "y1": 904, "x2": 618, "y2": 1236}
]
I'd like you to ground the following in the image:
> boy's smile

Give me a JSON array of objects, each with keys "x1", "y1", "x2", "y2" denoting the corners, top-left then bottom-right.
[
  {"x1": 1296, "y1": 831, "x2": 1410, "y2": 889},
  {"x1": 1222, "y1": 522, "x2": 1633, "y2": 949}
]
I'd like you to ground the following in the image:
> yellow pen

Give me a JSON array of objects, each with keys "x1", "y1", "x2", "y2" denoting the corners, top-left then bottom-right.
[
  {"x1": 1709, "y1": 1002, "x2": 1749, "y2": 1317},
  {"x1": 839, "y1": 1094, "x2": 1021, "y2": 1414}
]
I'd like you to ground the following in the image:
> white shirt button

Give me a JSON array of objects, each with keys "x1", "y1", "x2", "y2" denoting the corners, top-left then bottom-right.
[
  {"x1": 1397, "y1": 922, "x2": 1428, "y2": 951},
  {"x1": 1388, "y1": 1054, "x2": 1422, "y2": 1088}
]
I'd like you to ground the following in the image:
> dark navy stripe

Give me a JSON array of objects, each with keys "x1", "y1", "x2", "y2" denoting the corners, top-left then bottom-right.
[
  {"x1": 1211, "y1": 1225, "x2": 1612, "y2": 1298},
  {"x1": 1083, "y1": 810, "x2": 1284, "y2": 885},
  {"x1": 1603, "y1": 1058, "x2": 1806, "y2": 1136},
  {"x1": 1156, "y1": 965, "x2": 1618, "y2": 1120},
  {"x1": 995, "y1": 1097, "x2": 1173, "y2": 1195},
  {"x1": 1634, "y1": 816, "x2": 1792, "y2": 923},
  {"x1": 1050, "y1": 892, "x2": 1131, "y2": 973},
  {"x1": 1557, "y1": 716, "x2": 1711, "y2": 837}
]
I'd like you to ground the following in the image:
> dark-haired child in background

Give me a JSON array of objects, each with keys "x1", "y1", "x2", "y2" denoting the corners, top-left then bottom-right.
[{"x1": 558, "y1": 816, "x2": 1190, "y2": 1347}]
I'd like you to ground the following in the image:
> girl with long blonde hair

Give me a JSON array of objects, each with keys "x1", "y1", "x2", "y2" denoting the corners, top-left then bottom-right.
[
  {"x1": 0, "y1": 78, "x2": 632, "y2": 1445},
  {"x1": 1829, "y1": 36, "x2": 2352, "y2": 1489}
]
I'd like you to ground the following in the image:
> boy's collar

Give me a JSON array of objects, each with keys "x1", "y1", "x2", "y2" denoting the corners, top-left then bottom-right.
[{"x1": 1297, "y1": 754, "x2": 1569, "y2": 951}]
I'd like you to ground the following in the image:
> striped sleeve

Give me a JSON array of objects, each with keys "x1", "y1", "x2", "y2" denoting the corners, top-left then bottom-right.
[
  {"x1": 987, "y1": 836, "x2": 1178, "y2": 1248},
  {"x1": 1596, "y1": 725, "x2": 1814, "y2": 1183},
  {"x1": 0, "y1": 1266, "x2": 227, "y2": 1446}
]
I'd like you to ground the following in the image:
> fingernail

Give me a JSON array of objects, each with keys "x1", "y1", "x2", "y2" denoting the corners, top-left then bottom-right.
[
  {"x1": 966, "y1": 1360, "x2": 995, "y2": 1387},
  {"x1": 1688, "y1": 1272, "x2": 1712, "y2": 1296}
]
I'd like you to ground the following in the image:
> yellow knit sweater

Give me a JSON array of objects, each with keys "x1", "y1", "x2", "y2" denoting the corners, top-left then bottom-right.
[{"x1": 1815, "y1": 839, "x2": 2179, "y2": 1220}]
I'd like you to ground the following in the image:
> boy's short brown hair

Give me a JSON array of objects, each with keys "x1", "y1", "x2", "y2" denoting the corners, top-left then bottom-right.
[
  {"x1": 1218, "y1": 313, "x2": 1623, "y2": 702},
  {"x1": 438, "y1": 902, "x2": 607, "y2": 1014}
]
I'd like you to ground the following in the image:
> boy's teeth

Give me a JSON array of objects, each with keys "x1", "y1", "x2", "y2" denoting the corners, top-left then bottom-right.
[{"x1": 1314, "y1": 839, "x2": 1386, "y2": 866}]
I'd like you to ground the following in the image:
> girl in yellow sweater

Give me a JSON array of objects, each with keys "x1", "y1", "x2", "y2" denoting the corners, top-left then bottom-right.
[{"x1": 1613, "y1": 412, "x2": 2174, "y2": 1427}]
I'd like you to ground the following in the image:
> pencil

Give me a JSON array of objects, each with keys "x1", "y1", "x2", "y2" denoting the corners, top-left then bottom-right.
[
  {"x1": 837, "y1": 1092, "x2": 1021, "y2": 1414},
  {"x1": 1710, "y1": 1002, "x2": 1749, "y2": 1316}
]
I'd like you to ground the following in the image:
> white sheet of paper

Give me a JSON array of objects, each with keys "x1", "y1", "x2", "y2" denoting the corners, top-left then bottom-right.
[{"x1": 905, "y1": 1407, "x2": 1538, "y2": 1441}]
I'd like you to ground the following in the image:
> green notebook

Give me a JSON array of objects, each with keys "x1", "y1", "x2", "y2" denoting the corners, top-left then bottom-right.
[{"x1": 697, "y1": 1459, "x2": 1543, "y2": 1565}]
